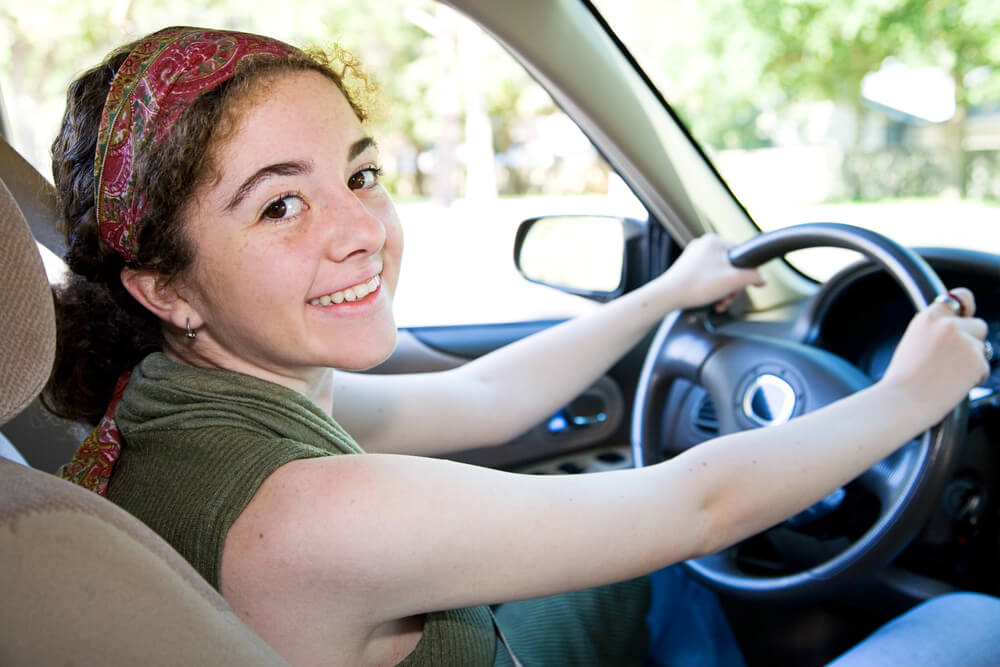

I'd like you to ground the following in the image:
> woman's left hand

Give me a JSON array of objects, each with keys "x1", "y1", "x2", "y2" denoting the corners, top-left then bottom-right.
[{"x1": 655, "y1": 234, "x2": 766, "y2": 311}]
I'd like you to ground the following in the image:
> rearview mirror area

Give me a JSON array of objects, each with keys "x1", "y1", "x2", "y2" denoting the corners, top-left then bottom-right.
[{"x1": 513, "y1": 215, "x2": 631, "y2": 301}]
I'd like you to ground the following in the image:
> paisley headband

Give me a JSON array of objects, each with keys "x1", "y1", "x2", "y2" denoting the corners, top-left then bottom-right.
[{"x1": 94, "y1": 26, "x2": 296, "y2": 262}]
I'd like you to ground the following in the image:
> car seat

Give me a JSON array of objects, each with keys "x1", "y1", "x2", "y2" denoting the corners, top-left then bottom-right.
[{"x1": 0, "y1": 167, "x2": 289, "y2": 664}]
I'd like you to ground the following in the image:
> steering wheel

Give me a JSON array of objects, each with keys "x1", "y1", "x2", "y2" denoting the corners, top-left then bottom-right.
[{"x1": 631, "y1": 223, "x2": 967, "y2": 602}]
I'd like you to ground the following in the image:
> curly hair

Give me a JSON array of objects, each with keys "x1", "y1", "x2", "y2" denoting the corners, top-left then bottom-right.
[{"x1": 43, "y1": 35, "x2": 374, "y2": 425}]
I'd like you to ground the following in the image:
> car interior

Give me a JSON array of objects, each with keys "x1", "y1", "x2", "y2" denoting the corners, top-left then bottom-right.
[{"x1": 3, "y1": 0, "x2": 999, "y2": 665}]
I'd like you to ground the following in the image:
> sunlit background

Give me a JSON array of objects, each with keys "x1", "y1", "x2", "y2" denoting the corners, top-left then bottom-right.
[
  {"x1": 597, "y1": 0, "x2": 1000, "y2": 278},
  {"x1": 2, "y1": 0, "x2": 998, "y2": 324}
]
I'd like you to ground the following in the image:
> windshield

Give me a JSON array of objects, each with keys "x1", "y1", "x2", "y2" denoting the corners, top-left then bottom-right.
[{"x1": 594, "y1": 0, "x2": 1000, "y2": 280}]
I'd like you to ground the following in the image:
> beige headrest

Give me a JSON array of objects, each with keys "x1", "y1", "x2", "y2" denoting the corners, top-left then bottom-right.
[{"x1": 0, "y1": 178, "x2": 56, "y2": 425}]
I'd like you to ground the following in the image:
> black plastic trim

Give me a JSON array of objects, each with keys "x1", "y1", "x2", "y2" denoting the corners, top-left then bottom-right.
[{"x1": 407, "y1": 319, "x2": 565, "y2": 359}]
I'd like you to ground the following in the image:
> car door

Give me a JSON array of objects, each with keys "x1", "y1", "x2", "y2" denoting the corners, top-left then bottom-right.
[{"x1": 365, "y1": 5, "x2": 672, "y2": 471}]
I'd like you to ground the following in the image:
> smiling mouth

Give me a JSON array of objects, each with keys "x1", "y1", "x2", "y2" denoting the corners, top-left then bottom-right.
[{"x1": 309, "y1": 275, "x2": 381, "y2": 306}]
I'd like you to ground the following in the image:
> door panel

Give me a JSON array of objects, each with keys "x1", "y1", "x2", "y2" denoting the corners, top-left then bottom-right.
[
  {"x1": 378, "y1": 322, "x2": 653, "y2": 472},
  {"x1": 408, "y1": 320, "x2": 567, "y2": 359},
  {"x1": 449, "y1": 373, "x2": 629, "y2": 471}
]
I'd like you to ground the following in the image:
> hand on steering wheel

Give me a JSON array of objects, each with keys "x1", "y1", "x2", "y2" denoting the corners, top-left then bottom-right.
[{"x1": 632, "y1": 223, "x2": 980, "y2": 602}]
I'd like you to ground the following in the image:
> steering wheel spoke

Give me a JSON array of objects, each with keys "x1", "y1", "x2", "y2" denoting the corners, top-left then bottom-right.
[
  {"x1": 632, "y1": 223, "x2": 966, "y2": 601},
  {"x1": 760, "y1": 527, "x2": 853, "y2": 573},
  {"x1": 647, "y1": 309, "x2": 724, "y2": 382},
  {"x1": 856, "y1": 443, "x2": 921, "y2": 506}
]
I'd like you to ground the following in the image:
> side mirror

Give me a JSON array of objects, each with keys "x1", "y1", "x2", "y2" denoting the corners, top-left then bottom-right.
[{"x1": 513, "y1": 215, "x2": 642, "y2": 302}]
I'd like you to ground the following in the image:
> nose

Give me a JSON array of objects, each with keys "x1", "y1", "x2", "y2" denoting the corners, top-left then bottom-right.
[{"x1": 321, "y1": 188, "x2": 386, "y2": 263}]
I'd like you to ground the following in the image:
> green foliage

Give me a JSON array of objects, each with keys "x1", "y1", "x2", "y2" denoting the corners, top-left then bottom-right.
[
  {"x1": 598, "y1": 0, "x2": 1000, "y2": 147},
  {"x1": 2, "y1": 0, "x2": 564, "y2": 197},
  {"x1": 742, "y1": 0, "x2": 1000, "y2": 107},
  {"x1": 4, "y1": 0, "x2": 998, "y2": 197}
]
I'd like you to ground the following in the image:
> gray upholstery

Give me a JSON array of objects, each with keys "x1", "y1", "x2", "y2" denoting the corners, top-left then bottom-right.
[
  {"x1": 0, "y1": 138, "x2": 64, "y2": 257},
  {"x1": 0, "y1": 151, "x2": 288, "y2": 664},
  {"x1": 0, "y1": 137, "x2": 81, "y2": 470},
  {"x1": 0, "y1": 176, "x2": 55, "y2": 425}
]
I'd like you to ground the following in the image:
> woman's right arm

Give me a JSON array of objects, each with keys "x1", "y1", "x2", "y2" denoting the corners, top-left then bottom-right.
[{"x1": 221, "y1": 291, "x2": 988, "y2": 636}]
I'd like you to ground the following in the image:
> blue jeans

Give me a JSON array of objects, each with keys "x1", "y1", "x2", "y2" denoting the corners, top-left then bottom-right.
[
  {"x1": 828, "y1": 592, "x2": 1000, "y2": 666},
  {"x1": 645, "y1": 565, "x2": 746, "y2": 667},
  {"x1": 646, "y1": 567, "x2": 1000, "y2": 667}
]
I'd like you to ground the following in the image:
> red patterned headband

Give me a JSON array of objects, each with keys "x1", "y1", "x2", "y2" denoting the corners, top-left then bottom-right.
[{"x1": 94, "y1": 26, "x2": 296, "y2": 262}]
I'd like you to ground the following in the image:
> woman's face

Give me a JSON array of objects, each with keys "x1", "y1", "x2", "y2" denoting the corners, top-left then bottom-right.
[{"x1": 177, "y1": 70, "x2": 403, "y2": 389}]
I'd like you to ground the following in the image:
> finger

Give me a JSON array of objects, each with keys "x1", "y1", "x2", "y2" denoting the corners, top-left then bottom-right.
[
  {"x1": 955, "y1": 316, "x2": 989, "y2": 340},
  {"x1": 974, "y1": 344, "x2": 992, "y2": 383},
  {"x1": 949, "y1": 287, "x2": 976, "y2": 316},
  {"x1": 956, "y1": 324, "x2": 992, "y2": 382},
  {"x1": 931, "y1": 292, "x2": 964, "y2": 316},
  {"x1": 713, "y1": 291, "x2": 738, "y2": 313},
  {"x1": 931, "y1": 287, "x2": 976, "y2": 317},
  {"x1": 730, "y1": 266, "x2": 765, "y2": 288}
]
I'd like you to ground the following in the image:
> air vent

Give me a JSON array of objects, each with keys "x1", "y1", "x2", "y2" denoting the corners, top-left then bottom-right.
[{"x1": 694, "y1": 393, "x2": 719, "y2": 435}]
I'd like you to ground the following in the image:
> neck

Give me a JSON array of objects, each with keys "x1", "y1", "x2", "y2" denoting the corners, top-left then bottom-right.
[
  {"x1": 161, "y1": 333, "x2": 335, "y2": 413},
  {"x1": 302, "y1": 366, "x2": 335, "y2": 414}
]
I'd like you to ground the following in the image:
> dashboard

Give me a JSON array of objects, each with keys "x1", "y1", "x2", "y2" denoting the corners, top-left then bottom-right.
[
  {"x1": 809, "y1": 248, "x2": 1000, "y2": 393},
  {"x1": 660, "y1": 247, "x2": 1000, "y2": 597}
]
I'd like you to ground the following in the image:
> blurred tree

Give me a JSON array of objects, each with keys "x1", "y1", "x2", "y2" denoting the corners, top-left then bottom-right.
[
  {"x1": 740, "y1": 0, "x2": 1000, "y2": 196},
  {"x1": 596, "y1": 0, "x2": 778, "y2": 150},
  {"x1": 1, "y1": 1, "x2": 128, "y2": 172},
  {"x1": 2, "y1": 0, "x2": 604, "y2": 200},
  {"x1": 600, "y1": 0, "x2": 999, "y2": 197},
  {"x1": 1, "y1": 0, "x2": 280, "y2": 174}
]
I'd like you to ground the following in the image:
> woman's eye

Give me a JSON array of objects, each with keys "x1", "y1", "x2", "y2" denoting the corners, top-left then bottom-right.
[
  {"x1": 261, "y1": 194, "x2": 305, "y2": 221},
  {"x1": 348, "y1": 165, "x2": 382, "y2": 190}
]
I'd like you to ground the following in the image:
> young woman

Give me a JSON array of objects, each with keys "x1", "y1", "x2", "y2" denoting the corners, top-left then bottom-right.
[{"x1": 47, "y1": 27, "x2": 999, "y2": 666}]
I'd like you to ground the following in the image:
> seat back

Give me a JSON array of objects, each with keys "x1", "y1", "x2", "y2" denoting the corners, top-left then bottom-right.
[
  {"x1": 0, "y1": 169, "x2": 287, "y2": 664},
  {"x1": 0, "y1": 460, "x2": 289, "y2": 664},
  {"x1": 0, "y1": 137, "x2": 84, "y2": 471}
]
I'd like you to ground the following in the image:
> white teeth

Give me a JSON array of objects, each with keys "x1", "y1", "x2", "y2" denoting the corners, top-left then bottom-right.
[{"x1": 311, "y1": 274, "x2": 380, "y2": 307}]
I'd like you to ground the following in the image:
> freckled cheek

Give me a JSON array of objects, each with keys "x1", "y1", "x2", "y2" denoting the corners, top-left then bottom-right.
[
  {"x1": 203, "y1": 240, "x2": 306, "y2": 310},
  {"x1": 380, "y1": 207, "x2": 405, "y2": 287}
]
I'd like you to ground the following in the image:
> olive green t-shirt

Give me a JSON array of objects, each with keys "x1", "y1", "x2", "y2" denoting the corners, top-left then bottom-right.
[{"x1": 109, "y1": 353, "x2": 649, "y2": 666}]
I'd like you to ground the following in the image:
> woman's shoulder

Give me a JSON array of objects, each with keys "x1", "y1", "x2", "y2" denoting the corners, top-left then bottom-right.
[
  {"x1": 107, "y1": 415, "x2": 334, "y2": 590},
  {"x1": 118, "y1": 352, "x2": 363, "y2": 455}
]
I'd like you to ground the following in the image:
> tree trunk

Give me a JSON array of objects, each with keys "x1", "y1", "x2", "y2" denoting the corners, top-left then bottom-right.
[
  {"x1": 431, "y1": 8, "x2": 460, "y2": 206},
  {"x1": 458, "y1": 18, "x2": 497, "y2": 201},
  {"x1": 943, "y1": 102, "x2": 968, "y2": 199}
]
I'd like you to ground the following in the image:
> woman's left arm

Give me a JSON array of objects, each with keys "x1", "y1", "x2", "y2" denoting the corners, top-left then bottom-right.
[{"x1": 333, "y1": 235, "x2": 764, "y2": 455}]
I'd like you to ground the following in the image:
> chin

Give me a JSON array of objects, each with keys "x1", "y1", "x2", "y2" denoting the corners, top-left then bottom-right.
[{"x1": 339, "y1": 328, "x2": 398, "y2": 371}]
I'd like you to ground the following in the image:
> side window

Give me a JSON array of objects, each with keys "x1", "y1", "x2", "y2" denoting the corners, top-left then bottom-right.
[
  {"x1": 1, "y1": 1, "x2": 647, "y2": 326},
  {"x1": 359, "y1": 5, "x2": 648, "y2": 327}
]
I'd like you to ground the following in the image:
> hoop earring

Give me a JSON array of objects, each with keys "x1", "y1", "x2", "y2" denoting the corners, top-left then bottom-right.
[{"x1": 185, "y1": 318, "x2": 197, "y2": 340}]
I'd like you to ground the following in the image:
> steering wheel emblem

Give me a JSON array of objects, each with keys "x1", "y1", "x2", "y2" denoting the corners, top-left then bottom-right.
[{"x1": 742, "y1": 374, "x2": 796, "y2": 426}]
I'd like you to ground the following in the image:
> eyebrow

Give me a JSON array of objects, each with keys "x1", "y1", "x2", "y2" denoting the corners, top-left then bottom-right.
[
  {"x1": 223, "y1": 137, "x2": 378, "y2": 213},
  {"x1": 225, "y1": 160, "x2": 312, "y2": 212},
  {"x1": 349, "y1": 136, "x2": 377, "y2": 161}
]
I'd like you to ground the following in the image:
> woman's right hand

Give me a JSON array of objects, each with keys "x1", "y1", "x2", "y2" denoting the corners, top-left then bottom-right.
[
  {"x1": 653, "y1": 234, "x2": 766, "y2": 312},
  {"x1": 880, "y1": 287, "x2": 990, "y2": 423}
]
